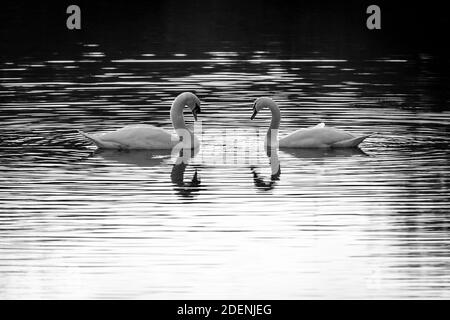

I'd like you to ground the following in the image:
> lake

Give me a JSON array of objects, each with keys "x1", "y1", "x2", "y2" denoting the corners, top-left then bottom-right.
[{"x1": 0, "y1": 44, "x2": 449, "y2": 299}]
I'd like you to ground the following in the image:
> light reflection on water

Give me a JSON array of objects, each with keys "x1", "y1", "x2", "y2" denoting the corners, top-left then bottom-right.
[{"x1": 0, "y1": 47, "x2": 449, "y2": 299}]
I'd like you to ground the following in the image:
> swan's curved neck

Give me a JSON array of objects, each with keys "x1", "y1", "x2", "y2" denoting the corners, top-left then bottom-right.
[
  {"x1": 267, "y1": 102, "x2": 281, "y2": 131},
  {"x1": 266, "y1": 101, "x2": 280, "y2": 146},
  {"x1": 170, "y1": 95, "x2": 188, "y2": 131}
]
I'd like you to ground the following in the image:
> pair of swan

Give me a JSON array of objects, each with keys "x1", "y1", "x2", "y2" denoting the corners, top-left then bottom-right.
[{"x1": 79, "y1": 92, "x2": 372, "y2": 150}]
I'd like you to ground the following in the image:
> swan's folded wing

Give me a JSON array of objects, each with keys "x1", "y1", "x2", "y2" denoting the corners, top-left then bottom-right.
[
  {"x1": 93, "y1": 125, "x2": 174, "y2": 149},
  {"x1": 331, "y1": 134, "x2": 372, "y2": 148},
  {"x1": 312, "y1": 122, "x2": 325, "y2": 129},
  {"x1": 280, "y1": 126, "x2": 357, "y2": 148}
]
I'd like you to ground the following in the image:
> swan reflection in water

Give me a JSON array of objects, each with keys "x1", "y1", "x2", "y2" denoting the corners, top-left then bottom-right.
[
  {"x1": 250, "y1": 147, "x2": 369, "y2": 191},
  {"x1": 97, "y1": 149, "x2": 173, "y2": 167},
  {"x1": 96, "y1": 147, "x2": 202, "y2": 199},
  {"x1": 250, "y1": 147, "x2": 281, "y2": 192},
  {"x1": 170, "y1": 148, "x2": 201, "y2": 199}
]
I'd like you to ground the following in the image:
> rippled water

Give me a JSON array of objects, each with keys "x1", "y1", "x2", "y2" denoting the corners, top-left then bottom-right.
[{"x1": 1, "y1": 45, "x2": 450, "y2": 299}]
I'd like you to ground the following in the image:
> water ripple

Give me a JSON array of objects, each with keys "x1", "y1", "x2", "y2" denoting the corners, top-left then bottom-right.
[{"x1": 0, "y1": 49, "x2": 449, "y2": 299}]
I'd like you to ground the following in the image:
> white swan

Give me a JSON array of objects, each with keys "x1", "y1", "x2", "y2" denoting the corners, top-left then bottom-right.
[
  {"x1": 251, "y1": 97, "x2": 372, "y2": 148},
  {"x1": 79, "y1": 92, "x2": 201, "y2": 150}
]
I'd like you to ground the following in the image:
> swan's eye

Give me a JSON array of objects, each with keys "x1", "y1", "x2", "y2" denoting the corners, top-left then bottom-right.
[{"x1": 194, "y1": 104, "x2": 201, "y2": 114}]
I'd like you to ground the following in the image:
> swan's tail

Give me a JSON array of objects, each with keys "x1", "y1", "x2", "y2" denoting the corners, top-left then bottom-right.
[
  {"x1": 331, "y1": 133, "x2": 374, "y2": 148},
  {"x1": 78, "y1": 130, "x2": 104, "y2": 148}
]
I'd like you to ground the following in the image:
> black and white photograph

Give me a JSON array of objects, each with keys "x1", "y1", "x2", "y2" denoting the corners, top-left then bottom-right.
[{"x1": 0, "y1": 0, "x2": 449, "y2": 305}]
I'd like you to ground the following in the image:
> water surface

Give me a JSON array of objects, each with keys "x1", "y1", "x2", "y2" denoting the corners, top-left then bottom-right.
[{"x1": 1, "y1": 46, "x2": 449, "y2": 299}]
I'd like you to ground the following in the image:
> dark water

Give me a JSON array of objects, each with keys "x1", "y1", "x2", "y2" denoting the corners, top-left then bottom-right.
[{"x1": 1, "y1": 44, "x2": 450, "y2": 299}]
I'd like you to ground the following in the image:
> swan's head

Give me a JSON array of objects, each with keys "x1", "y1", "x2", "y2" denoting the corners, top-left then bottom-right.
[
  {"x1": 251, "y1": 97, "x2": 276, "y2": 120},
  {"x1": 179, "y1": 92, "x2": 202, "y2": 121}
]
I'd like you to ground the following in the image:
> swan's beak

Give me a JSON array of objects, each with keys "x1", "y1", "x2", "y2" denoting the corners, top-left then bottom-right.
[
  {"x1": 250, "y1": 109, "x2": 258, "y2": 120},
  {"x1": 192, "y1": 105, "x2": 201, "y2": 121}
]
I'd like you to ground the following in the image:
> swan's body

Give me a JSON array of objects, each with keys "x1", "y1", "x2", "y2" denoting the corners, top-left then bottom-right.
[
  {"x1": 251, "y1": 97, "x2": 371, "y2": 148},
  {"x1": 79, "y1": 92, "x2": 201, "y2": 150},
  {"x1": 279, "y1": 122, "x2": 368, "y2": 148},
  {"x1": 79, "y1": 124, "x2": 182, "y2": 149}
]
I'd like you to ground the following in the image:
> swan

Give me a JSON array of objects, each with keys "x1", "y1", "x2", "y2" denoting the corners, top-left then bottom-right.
[
  {"x1": 250, "y1": 97, "x2": 372, "y2": 148},
  {"x1": 79, "y1": 92, "x2": 202, "y2": 150}
]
